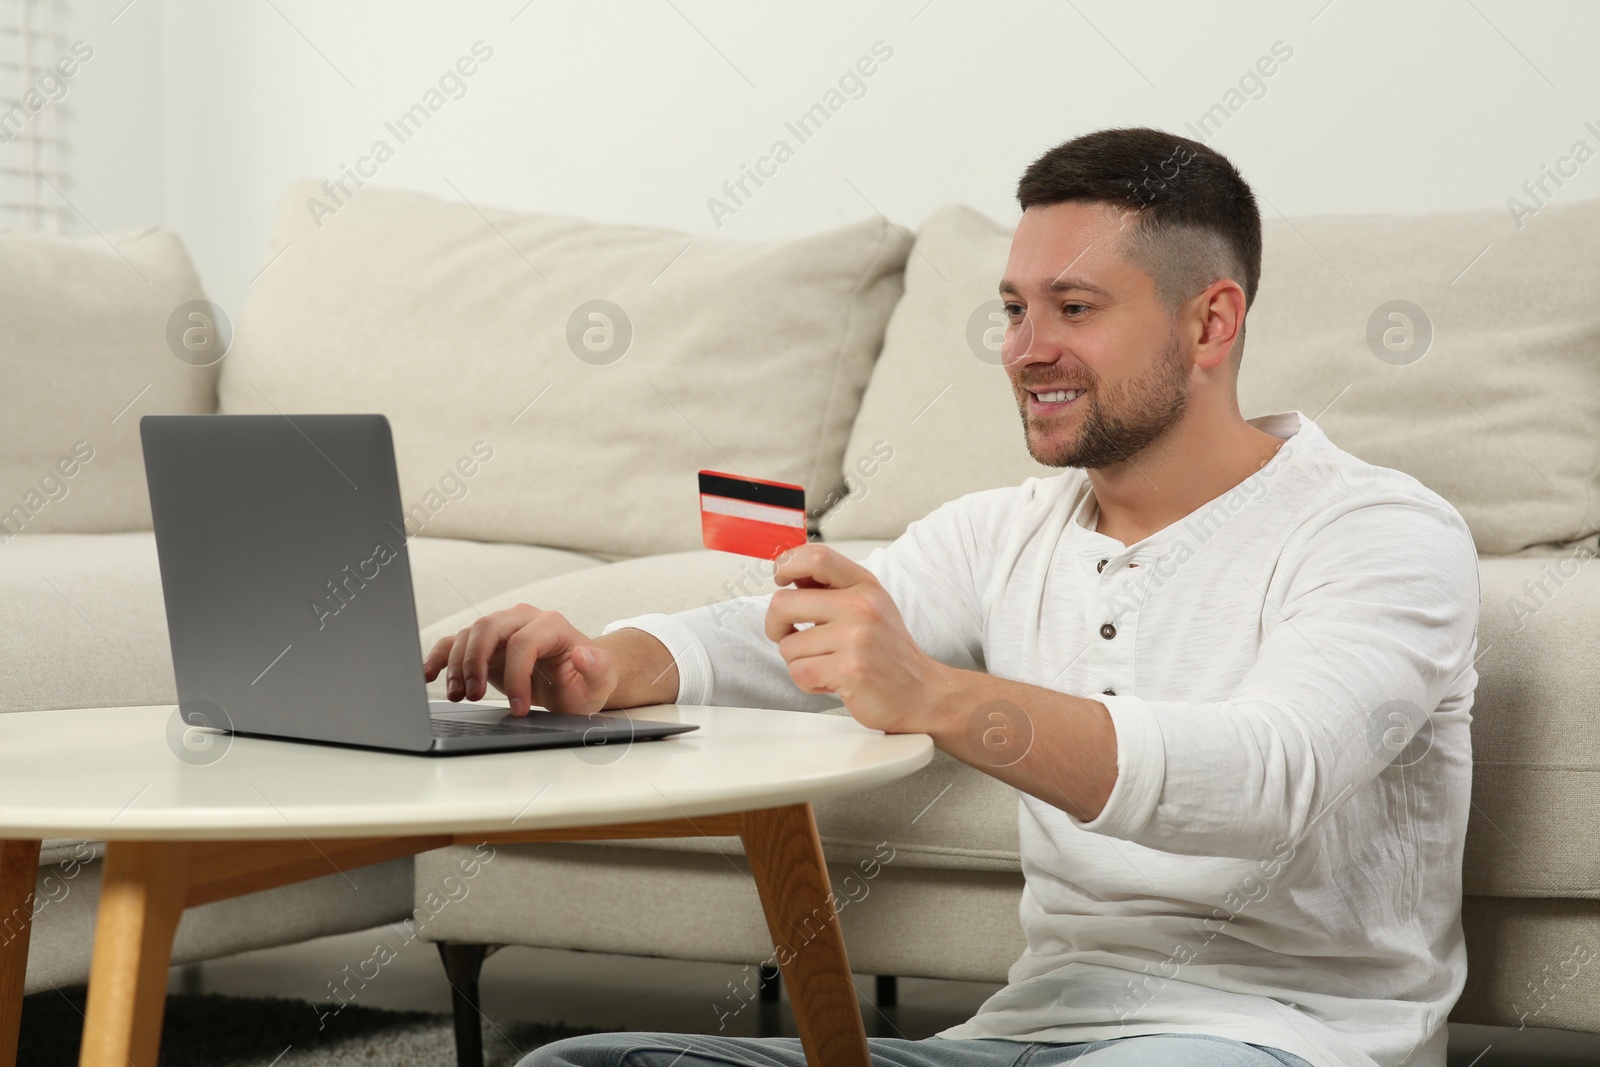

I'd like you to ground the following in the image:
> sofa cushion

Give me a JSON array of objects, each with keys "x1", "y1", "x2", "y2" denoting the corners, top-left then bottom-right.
[
  {"x1": 412, "y1": 841, "x2": 1026, "y2": 983},
  {"x1": 823, "y1": 199, "x2": 1600, "y2": 556},
  {"x1": 37, "y1": 840, "x2": 101, "y2": 867},
  {"x1": 406, "y1": 536, "x2": 602, "y2": 629},
  {"x1": 1468, "y1": 545, "x2": 1600, "y2": 898},
  {"x1": 218, "y1": 182, "x2": 908, "y2": 559},
  {"x1": 0, "y1": 532, "x2": 599, "y2": 714},
  {"x1": 818, "y1": 205, "x2": 1058, "y2": 544},
  {"x1": 0, "y1": 228, "x2": 218, "y2": 538},
  {"x1": 1451, "y1": 896, "x2": 1600, "y2": 1030},
  {"x1": 24, "y1": 852, "x2": 414, "y2": 994},
  {"x1": 1240, "y1": 197, "x2": 1600, "y2": 555},
  {"x1": 577, "y1": 704, "x2": 1022, "y2": 873}
]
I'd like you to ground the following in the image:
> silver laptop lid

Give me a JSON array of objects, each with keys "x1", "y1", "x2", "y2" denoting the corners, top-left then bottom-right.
[{"x1": 141, "y1": 413, "x2": 434, "y2": 752}]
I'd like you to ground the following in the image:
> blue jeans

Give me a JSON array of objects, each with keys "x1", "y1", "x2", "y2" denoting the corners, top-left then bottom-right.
[{"x1": 521, "y1": 1032, "x2": 1317, "y2": 1066}]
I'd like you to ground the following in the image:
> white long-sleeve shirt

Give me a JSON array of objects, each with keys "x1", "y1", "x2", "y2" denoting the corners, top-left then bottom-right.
[{"x1": 603, "y1": 411, "x2": 1480, "y2": 1067}]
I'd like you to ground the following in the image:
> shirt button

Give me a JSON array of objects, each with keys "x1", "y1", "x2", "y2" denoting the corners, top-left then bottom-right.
[
  {"x1": 1100, "y1": 623, "x2": 1117, "y2": 640},
  {"x1": 1102, "y1": 688, "x2": 1116, "y2": 696},
  {"x1": 1096, "y1": 559, "x2": 1108, "y2": 573}
]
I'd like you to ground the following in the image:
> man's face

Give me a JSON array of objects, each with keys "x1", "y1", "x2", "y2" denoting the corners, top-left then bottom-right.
[{"x1": 999, "y1": 201, "x2": 1189, "y2": 470}]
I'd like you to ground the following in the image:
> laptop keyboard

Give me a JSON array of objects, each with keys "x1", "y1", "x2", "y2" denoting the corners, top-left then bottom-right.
[{"x1": 430, "y1": 717, "x2": 564, "y2": 736}]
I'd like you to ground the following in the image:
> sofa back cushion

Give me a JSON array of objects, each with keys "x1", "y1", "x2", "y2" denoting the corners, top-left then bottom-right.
[
  {"x1": 218, "y1": 182, "x2": 907, "y2": 558},
  {"x1": 0, "y1": 229, "x2": 218, "y2": 537},
  {"x1": 817, "y1": 205, "x2": 1056, "y2": 543},
  {"x1": 1238, "y1": 195, "x2": 1600, "y2": 554},
  {"x1": 823, "y1": 199, "x2": 1600, "y2": 555}
]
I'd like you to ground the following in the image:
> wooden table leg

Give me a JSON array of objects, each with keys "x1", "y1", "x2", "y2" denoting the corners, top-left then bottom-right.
[
  {"x1": 740, "y1": 804, "x2": 869, "y2": 1067},
  {"x1": 1, "y1": 840, "x2": 41, "y2": 1067},
  {"x1": 78, "y1": 842, "x2": 191, "y2": 1067}
]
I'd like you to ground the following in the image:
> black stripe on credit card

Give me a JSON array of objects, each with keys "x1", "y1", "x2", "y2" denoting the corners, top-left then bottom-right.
[{"x1": 698, "y1": 472, "x2": 806, "y2": 511}]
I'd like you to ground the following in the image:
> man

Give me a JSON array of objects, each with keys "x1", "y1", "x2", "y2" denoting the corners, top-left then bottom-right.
[{"x1": 425, "y1": 127, "x2": 1479, "y2": 1067}]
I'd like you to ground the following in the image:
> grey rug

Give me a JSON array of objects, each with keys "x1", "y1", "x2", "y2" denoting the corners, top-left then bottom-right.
[{"x1": 18, "y1": 987, "x2": 612, "y2": 1066}]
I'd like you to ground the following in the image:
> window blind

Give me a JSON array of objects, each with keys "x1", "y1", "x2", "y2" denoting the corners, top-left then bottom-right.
[{"x1": 0, "y1": 0, "x2": 68, "y2": 232}]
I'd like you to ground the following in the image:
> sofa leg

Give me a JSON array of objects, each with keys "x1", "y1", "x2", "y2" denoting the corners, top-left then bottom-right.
[
  {"x1": 173, "y1": 963, "x2": 204, "y2": 995},
  {"x1": 756, "y1": 961, "x2": 783, "y2": 1037},
  {"x1": 875, "y1": 975, "x2": 897, "y2": 1008},
  {"x1": 757, "y1": 962, "x2": 781, "y2": 1003},
  {"x1": 437, "y1": 942, "x2": 496, "y2": 1067}
]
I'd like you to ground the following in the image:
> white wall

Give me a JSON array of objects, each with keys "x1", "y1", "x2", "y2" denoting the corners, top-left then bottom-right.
[{"x1": 57, "y1": 0, "x2": 1600, "y2": 317}]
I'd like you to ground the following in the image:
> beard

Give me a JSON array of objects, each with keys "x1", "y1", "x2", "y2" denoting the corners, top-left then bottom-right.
[{"x1": 1016, "y1": 331, "x2": 1188, "y2": 469}]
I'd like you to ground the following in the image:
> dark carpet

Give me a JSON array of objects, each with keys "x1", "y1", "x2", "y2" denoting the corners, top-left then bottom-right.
[{"x1": 17, "y1": 986, "x2": 613, "y2": 1066}]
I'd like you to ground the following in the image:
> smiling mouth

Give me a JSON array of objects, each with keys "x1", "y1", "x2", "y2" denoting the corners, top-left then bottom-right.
[{"x1": 1025, "y1": 386, "x2": 1088, "y2": 413}]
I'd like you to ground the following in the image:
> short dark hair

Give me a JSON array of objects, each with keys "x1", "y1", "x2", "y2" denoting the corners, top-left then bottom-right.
[{"x1": 1016, "y1": 127, "x2": 1262, "y2": 357}]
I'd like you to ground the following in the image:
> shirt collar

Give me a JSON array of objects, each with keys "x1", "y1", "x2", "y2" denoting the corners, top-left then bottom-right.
[{"x1": 1067, "y1": 410, "x2": 1316, "y2": 559}]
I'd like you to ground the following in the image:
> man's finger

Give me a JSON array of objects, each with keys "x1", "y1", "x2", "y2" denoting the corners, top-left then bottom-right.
[
  {"x1": 764, "y1": 587, "x2": 851, "y2": 642},
  {"x1": 445, "y1": 628, "x2": 470, "y2": 700},
  {"x1": 461, "y1": 616, "x2": 512, "y2": 701},
  {"x1": 784, "y1": 649, "x2": 838, "y2": 696},
  {"x1": 775, "y1": 624, "x2": 835, "y2": 666},
  {"x1": 501, "y1": 625, "x2": 551, "y2": 716},
  {"x1": 502, "y1": 614, "x2": 573, "y2": 713},
  {"x1": 772, "y1": 543, "x2": 876, "y2": 592},
  {"x1": 423, "y1": 636, "x2": 452, "y2": 681}
]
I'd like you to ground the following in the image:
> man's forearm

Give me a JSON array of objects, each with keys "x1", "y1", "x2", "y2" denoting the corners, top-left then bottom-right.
[
  {"x1": 594, "y1": 627, "x2": 681, "y2": 709},
  {"x1": 925, "y1": 669, "x2": 1118, "y2": 824}
]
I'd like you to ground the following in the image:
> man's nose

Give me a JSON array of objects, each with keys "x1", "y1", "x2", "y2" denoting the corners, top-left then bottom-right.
[{"x1": 1003, "y1": 313, "x2": 1058, "y2": 369}]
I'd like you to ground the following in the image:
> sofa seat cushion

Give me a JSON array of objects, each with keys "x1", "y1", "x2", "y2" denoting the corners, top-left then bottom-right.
[
  {"x1": 24, "y1": 851, "x2": 414, "y2": 994},
  {"x1": 583, "y1": 706, "x2": 1024, "y2": 873},
  {"x1": 824, "y1": 199, "x2": 1600, "y2": 556},
  {"x1": 0, "y1": 531, "x2": 600, "y2": 713},
  {"x1": 219, "y1": 182, "x2": 909, "y2": 559},
  {"x1": 37, "y1": 840, "x2": 102, "y2": 868},
  {"x1": 1451, "y1": 896, "x2": 1600, "y2": 1030},
  {"x1": 405, "y1": 536, "x2": 603, "y2": 629},
  {"x1": 1468, "y1": 546, "x2": 1600, "y2": 897},
  {"x1": 412, "y1": 841, "x2": 1026, "y2": 983}
]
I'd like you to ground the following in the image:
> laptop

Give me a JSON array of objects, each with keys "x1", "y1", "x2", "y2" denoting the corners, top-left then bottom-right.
[{"x1": 139, "y1": 413, "x2": 699, "y2": 756}]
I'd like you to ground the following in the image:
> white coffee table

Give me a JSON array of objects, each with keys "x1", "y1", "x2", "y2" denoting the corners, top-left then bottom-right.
[{"x1": 0, "y1": 703, "x2": 933, "y2": 1067}]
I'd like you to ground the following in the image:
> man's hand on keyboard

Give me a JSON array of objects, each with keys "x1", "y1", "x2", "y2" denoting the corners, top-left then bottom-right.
[{"x1": 424, "y1": 605, "x2": 619, "y2": 717}]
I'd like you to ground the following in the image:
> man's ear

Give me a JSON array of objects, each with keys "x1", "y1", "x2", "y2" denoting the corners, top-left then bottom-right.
[{"x1": 1191, "y1": 279, "x2": 1246, "y2": 372}]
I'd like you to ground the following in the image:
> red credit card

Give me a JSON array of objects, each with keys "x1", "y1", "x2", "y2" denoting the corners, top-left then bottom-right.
[{"x1": 698, "y1": 470, "x2": 807, "y2": 559}]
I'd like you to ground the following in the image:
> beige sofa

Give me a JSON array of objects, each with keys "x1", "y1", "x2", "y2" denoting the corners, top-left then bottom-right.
[{"x1": 4, "y1": 183, "x2": 1600, "y2": 1056}]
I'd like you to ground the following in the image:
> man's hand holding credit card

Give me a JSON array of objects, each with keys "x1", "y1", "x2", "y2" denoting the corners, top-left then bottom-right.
[{"x1": 697, "y1": 468, "x2": 946, "y2": 734}]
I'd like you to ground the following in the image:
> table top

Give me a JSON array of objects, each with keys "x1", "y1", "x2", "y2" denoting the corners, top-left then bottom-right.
[{"x1": 0, "y1": 704, "x2": 933, "y2": 841}]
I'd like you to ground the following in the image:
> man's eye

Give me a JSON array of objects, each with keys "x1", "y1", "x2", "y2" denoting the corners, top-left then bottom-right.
[
  {"x1": 1002, "y1": 303, "x2": 1024, "y2": 319},
  {"x1": 1063, "y1": 303, "x2": 1089, "y2": 316}
]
